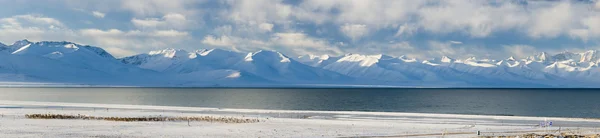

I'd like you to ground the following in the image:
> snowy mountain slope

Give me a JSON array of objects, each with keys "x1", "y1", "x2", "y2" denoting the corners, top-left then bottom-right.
[
  {"x1": 295, "y1": 51, "x2": 600, "y2": 87},
  {"x1": 10, "y1": 40, "x2": 150, "y2": 75},
  {"x1": 0, "y1": 40, "x2": 165, "y2": 86},
  {"x1": 296, "y1": 54, "x2": 335, "y2": 67},
  {"x1": 4, "y1": 39, "x2": 31, "y2": 53},
  {"x1": 233, "y1": 50, "x2": 351, "y2": 83},
  {"x1": 2, "y1": 39, "x2": 600, "y2": 87},
  {"x1": 0, "y1": 52, "x2": 113, "y2": 82},
  {"x1": 0, "y1": 42, "x2": 7, "y2": 53},
  {"x1": 317, "y1": 54, "x2": 417, "y2": 81},
  {"x1": 122, "y1": 49, "x2": 354, "y2": 84},
  {"x1": 120, "y1": 48, "x2": 194, "y2": 72},
  {"x1": 121, "y1": 48, "x2": 278, "y2": 85},
  {"x1": 163, "y1": 48, "x2": 245, "y2": 73},
  {"x1": 314, "y1": 55, "x2": 527, "y2": 86}
]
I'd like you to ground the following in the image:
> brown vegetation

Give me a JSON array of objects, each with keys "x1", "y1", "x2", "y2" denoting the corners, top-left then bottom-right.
[
  {"x1": 480, "y1": 133, "x2": 600, "y2": 138},
  {"x1": 25, "y1": 114, "x2": 260, "y2": 123}
]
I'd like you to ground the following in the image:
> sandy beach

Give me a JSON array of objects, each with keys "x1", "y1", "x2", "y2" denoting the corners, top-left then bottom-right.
[{"x1": 0, "y1": 100, "x2": 599, "y2": 137}]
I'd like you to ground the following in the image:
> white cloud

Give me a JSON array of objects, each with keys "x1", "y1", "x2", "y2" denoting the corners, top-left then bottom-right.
[
  {"x1": 347, "y1": 41, "x2": 420, "y2": 58},
  {"x1": 569, "y1": 15, "x2": 600, "y2": 41},
  {"x1": 417, "y1": 1, "x2": 529, "y2": 37},
  {"x1": 132, "y1": 19, "x2": 161, "y2": 29},
  {"x1": 0, "y1": 14, "x2": 190, "y2": 57},
  {"x1": 1, "y1": 15, "x2": 65, "y2": 29},
  {"x1": 258, "y1": 23, "x2": 274, "y2": 32},
  {"x1": 503, "y1": 45, "x2": 537, "y2": 58},
  {"x1": 270, "y1": 32, "x2": 342, "y2": 55},
  {"x1": 212, "y1": 0, "x2": 600, "y2": 57},
  {"x1": 271, "y1": 33, "x2": 327, "y2": 48},
  {"x1": 340, "y1": 24, "x2": 369, "y2": 41},
  {"x1": 80, "y1": 28, "x2": 123, "y2": 36},
  {"x1": 297, "y1": 0, "x2": 597, "y2": 40},
  {"x1": 569, "y1": 29, "x2": 590, "y2": 41},
  {"x1": 120, "y1": 0, "x2": 201, "y2": 16},
  {"x1": 213, "y1": 25, "x2": 233, "y2": 35},
  {"x1": 92, "y1": 11, "x2": 105, "y2": 18},
  {"x1": 17, "y1": 15, "x2": 64, "y2": 27},
  {"x1": 427, "y1": 41, "x2": 458, "y2": 57},
  {"x1": 0, "y1": 15, "x2": 73, "y2": 43},
  {"x1": 153, "y1": 30, "x2": 188, "y2": 37},
  {"x1": 226, "y1": 0, "x2": 292, "y2": 25},
  {"x1": 201, "y1": 35, "x2": 270, "y2": 52},
  {"x1": 424, "y1": 41, "x2": 492, "y2": 59},
  {"x1": 298, "y1": 0, "x2": 527, "y2": 38},
  {"x1": 202, "y1": 32, "x2": 342, "y2": 56},
  {"x1": 221, "y1": 0, "x2": 580, "y2": 39},
  {"x1": 4, "y1": 0, "x2": 600, "y2": 58},
  {"x1": 389, "y1": 41, "x2": 413, "y2": 50},
  {"x1": 301, "y1": 0, "x2": 421, "y2": 27},
  {"x1": 202, "y1": 35, "x2": 235, "y2": 47},
  {"x1": 449, "y1": 41, "x2": 463, "y2": 44},
  {"x1": 80, "y1": 29, "x2": 189, "y2": 44},
  {"x1": 131, "y1": 13, "x2": 191, "y2": 30},
  {"x1": 79, "y1": 28, "x2": 190, "y2": 56},
  {"x1": 528, "y1": 2, "x2": 573, "y2": 38},
  {"x1": 395, "y1": 23, "x2": 417, "y2": 37},
  {"x1": 582, "y1": 16, "x2": 600, "y2": 33},
  {"x1": 344, "y1": 41, "x2": 492, "y2": 59}
]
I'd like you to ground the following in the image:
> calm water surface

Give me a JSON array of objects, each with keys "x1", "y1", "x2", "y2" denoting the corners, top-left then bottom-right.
[{"x1": 0, "y1": 88, "x2": 599, "y2": 118}]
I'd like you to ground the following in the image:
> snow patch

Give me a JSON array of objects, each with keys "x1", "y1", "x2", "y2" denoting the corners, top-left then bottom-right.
[{"x1": 226, "y1": 71, "x2": 241, "y2": 78}]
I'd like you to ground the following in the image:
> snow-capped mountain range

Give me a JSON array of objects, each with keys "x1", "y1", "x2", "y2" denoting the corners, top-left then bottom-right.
[{"x1": 1, "y1": 40, "x2": 599, "y2": 87}]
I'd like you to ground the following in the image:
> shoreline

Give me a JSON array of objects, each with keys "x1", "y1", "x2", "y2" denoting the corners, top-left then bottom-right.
[
  {"x1": 2, "y1": 100, "x2": 600, "y2": 122},
  {"x1": 1, "y1": 100, "x2": 600, "y2": 137}
]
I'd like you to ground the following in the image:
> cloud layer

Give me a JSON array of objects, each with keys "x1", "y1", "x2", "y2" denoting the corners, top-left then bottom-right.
[{"x1": 0, "y1": 0, "x2": 599, "y2": 58}]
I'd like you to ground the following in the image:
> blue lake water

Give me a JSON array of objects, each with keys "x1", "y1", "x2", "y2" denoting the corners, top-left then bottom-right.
[{"x1": 0, "y1": 88, "x2": 599, "y2": 118}]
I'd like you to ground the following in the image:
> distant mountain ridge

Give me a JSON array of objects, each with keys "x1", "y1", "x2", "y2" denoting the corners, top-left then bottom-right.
[{"x1": 0, "y1": 39, "x2": 599, "y2": 87}]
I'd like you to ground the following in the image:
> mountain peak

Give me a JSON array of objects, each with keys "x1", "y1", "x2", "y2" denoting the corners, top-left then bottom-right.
[
  {"x1": 465, "y1": 57, "x2": 477, "y2": 61},
  {"x1": 199, "y1": 48, "x2": 235, "y2": 56},
  {"x1": 17, "y1": 39, "x2": 31, "y2": 43},
  {"x1": 398, "y1": 55, "x2": 417, "y2": 62},
  {"x1": 580, "y1": 50, "x2": 600, "y2": 62},
  {"x1": 148, "y1": 48, "x2": 189, "y2": 58},
  {"x1": 193, "y1": 49, "x2": 208, "y2": 53},
  {"x1": 527, "y1": 52, "x2": 551, "y2": 62},
  {"x1": 441, "y1": 56, "x2": 453, "y2": 63},
  {"x1": 342, "y1": 53, "x2": 392, "y2": 60},
  {"x1": 507, "y1": 56, "x2": 516, "y2": 61},
  {"x1": 584, "y1": 50, "x2": 597, "y2": 53},
  {"x1": 336, "y1": 53, "x2": 387, "y2": 67},
  {"x1": 12, "y1": 39, "x2": 33, "y2": 46},
  {"x1": 245, "y1": 50, "x2": 291, "y2": 63},
  {"x1": 300, "y1": 54, "x2": 330, "y2": 60}
]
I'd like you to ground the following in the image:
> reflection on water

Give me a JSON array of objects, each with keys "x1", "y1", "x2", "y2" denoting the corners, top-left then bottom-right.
[{"x1": 0, "y1": 88, "x2": 599, "y2": 118}]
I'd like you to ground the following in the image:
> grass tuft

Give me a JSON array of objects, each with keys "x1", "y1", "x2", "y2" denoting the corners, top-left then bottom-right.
[{"x1": 25, "y1": 114, "x2": 260, "y2": 123}]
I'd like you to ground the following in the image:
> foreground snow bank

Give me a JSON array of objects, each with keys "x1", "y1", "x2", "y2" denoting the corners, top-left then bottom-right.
[{"x1": 0, "y1": 100, "x2": 599, "y2": 137}]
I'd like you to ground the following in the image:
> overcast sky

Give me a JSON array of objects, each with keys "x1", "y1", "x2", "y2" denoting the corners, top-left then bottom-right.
[{"x1": 1, "y1": 0, "x2": 600, "y2": 59}]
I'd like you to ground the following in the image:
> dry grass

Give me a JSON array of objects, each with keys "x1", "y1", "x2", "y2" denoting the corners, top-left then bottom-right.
[
  {"x1": 25, "y1": 114, "x2": 260, "y2": 123},
  {"x1": 481, "y1": 133, "x2": 600, "y2": 138}
]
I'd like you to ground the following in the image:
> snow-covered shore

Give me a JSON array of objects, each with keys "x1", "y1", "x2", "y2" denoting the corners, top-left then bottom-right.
[{"x1": 1, "y1": 100, "x2": 599, "y2": 137}]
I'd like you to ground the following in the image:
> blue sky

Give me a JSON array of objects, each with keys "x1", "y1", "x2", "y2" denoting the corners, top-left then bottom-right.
[{"x1": 0, "y1": 0, "x2": 599, "y2": 59}]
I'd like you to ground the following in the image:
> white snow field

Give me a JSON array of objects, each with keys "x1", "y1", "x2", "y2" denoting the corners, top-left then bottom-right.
[
  {"x1": 1, "y1": 100, "x2": 599, "y2": 137},
  {"x1": 3, "y1": 40, "x2": 600, "y2": 87}
]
